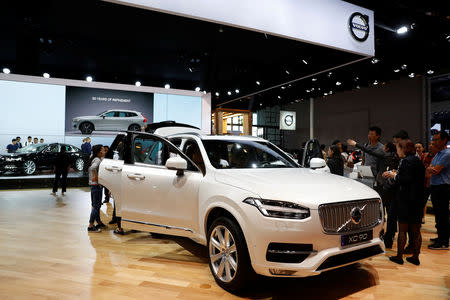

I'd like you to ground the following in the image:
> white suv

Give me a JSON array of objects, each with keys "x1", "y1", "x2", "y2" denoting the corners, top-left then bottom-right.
[
  {"x1": 72, "y1": 109, "x2": 146, "y2": 134},
  {"x1": 99, "y1": 125, "x2": 384, "y2": 292}
]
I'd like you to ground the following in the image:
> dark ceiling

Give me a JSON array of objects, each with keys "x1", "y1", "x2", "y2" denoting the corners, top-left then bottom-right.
[{"x1": 1, "y1": 0, "x2": 449, "y2": 110}]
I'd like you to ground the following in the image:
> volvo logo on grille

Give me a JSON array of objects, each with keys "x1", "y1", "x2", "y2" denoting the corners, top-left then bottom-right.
[{"x1": 351, "y1": 207, "x2": 362, "y2": 224}]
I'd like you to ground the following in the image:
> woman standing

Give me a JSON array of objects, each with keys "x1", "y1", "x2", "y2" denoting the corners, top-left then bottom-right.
[
  {"x1": 383, "y1": 140, "x2": 425, "y2": 265},
  {"x1": 327, "y1": 145, "x2": 344, "y2": 176},
  {"x1": 87, "y1": 144, "x2": 106, "y2": 232}
]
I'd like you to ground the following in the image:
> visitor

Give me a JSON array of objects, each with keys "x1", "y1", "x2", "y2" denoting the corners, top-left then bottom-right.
[
  {"x1": 415, "y1": 142, "x2": 425, "y2": 160},
  {"x1": 24, "y1": 136, "x2": 33, "y2": 146},
  {"x1": 422, "y1": 143, "x2": 436, "y2": 224},
  {"x1": 326, "y1": 145, "x2": 344, "y2": 176},
  {"x1": 393, "y1": 130, "x2": 409, "y2": 144},
  {"x1": 52, "y1": 146, "x2": 71, "y2": 196},
  {"x1": 40, "y1": 138, "x2": 44, "y2": 143},
  {"x1": 33, "y1": 137, "x2": 38, "y2": 144},
  {"x1": 427, "y1": 131, "x2": 449, "y2": 250},
  {"x1": 87, "y1": 144, "x2": 106, "y2": 232},
  {"x1": 347, "y1": 139, "x2": 399, "y2": 248},
  {"x1": 102, "y1": 146, "x2": 111, "y2": 204},
  {"x1": 359, "y1": 127, "x2": 384, "y2": 177},
  {"x1": 16, "y1": 137, "x2": 22, "y2": 148},
  {"x1": 383, "y1": 140, "x2": 425, "y2": 265},
  {"x1": 6, "y1": 139, "x2": 19, "y2": 153}
]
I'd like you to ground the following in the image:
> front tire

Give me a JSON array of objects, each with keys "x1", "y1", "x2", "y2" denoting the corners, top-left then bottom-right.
[
  {"x1": 23, "y1": 160, "x2": 36, "y2": 175},
  {"x1": 74, "y1": 158, "x2": 84, "y2": 172},
  {"x1": 207, "y1": 217, "x2": 254, "y2": 292},
  {"x1": 80, "y1": 122, "x2": 94, "y2": 134}
]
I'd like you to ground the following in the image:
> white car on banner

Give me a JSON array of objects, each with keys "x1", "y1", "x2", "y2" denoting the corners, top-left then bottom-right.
[
  {"x1": 99, "y1": 124, "x2": 384, "y2": 292},
  {"x1": 72, "y1": 109, "x2": 147, "y2": 134}
]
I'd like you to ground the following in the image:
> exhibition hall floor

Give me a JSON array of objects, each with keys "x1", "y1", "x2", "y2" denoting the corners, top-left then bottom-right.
[{"x1": 0, "y1": 189, "x2": 448, "y2": 299}]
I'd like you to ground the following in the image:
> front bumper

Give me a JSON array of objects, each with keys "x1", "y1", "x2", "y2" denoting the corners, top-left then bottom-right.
[{"x1": 244, "y1": 208, "x2": 385, "y2": 277}]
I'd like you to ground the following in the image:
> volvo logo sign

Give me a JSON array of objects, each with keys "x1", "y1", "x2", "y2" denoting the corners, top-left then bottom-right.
[
  {"x1": 279, "y1": 111, "x2": 296, "y2": 130},
  {"x1": 284, "y1": 115, "x2": 294, "y2": 126},
  {"x1": 351, "y1": 207, "x2": 362, "y2": 224},
  {"x1": 349, "y1": 13, "x2": 369, "y2": 42}
]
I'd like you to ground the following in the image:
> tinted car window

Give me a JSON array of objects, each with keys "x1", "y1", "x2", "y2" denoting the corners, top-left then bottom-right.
[
  {"x1": 126, "y1": 112, "x2": 137, "y2": 117},
  {"x1": 46, "y1": 144, "x2": 59, "y2": 153},
  {"x1": 168, "y1": 138, "x2": 182, "y2": 149},
  {"x1": 134, "y1": 137, "x2": 173, "y2": 166},
  {"x1": 118, "y1": 112, "x2": 127, "y2": 117},
  {"x1": 104, "y1": 112, "x2": 115, "y2": 117},
  {"x1": 202, "y1": 140, "x2": 297, "y2": 169}
]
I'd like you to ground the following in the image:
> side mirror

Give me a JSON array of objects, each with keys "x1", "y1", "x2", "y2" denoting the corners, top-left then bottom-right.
[
  {"x1": 102, "y1": 115, "x2": 106, "y2": 119},
  {"x1": 165, "y1": 156, "x2": 187, "y2": 175},
  {"x1": 310, "y1": 158, "x2": 326, "y2": 169}
]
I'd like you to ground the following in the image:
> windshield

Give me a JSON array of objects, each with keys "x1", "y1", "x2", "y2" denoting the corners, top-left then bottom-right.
[
  {"x1": 202, "y1": 139, "x2": 298, "y2": 169},
  {"x1": 16, "y1": 144, "x2": 48, "y2": 153},
  {"x1": 96, "y1": 110, "x2": 107, "y2": 116}
]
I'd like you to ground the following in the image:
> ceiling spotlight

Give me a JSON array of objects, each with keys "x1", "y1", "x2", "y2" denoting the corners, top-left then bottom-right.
[
  {"x1": 86, "y1": 76, "x2": 93, "y2": 82},
  {"x1": 302, "y1": 59, "x2": 308, "y2": 65},
  {"x1": 256, "y1": 81, "x2": 261, "y2": 85},
  {"x1": 235, "y1": 89, "x2": 239, "y2": 94},
  {"x1": 401, "y1": 64, "x2": 408, "y2": 70},
  {"x1": 259, "y1": 103, "x2": 262, "y2": 106},
  {"x1": 336, "y1": 81, "x2": 342, "y2": 86},
  {"x1": 277, "y1": 96, "x2": 281, "y2": 99},
  {"x1": 188, "y1": 67, "x2": 193, "y2": 72},
  {"x1": 281, "y1": 86, "x2": 286, "y2": 90},
  {"x1": 396, "y1": 26, "x2": 408, "y2": 34},
  {"x1": 408, "y1": 72, "x2": 415, "y2": 78},
  {"x1": 43, "y1": 73, "x2": 50, "y2": 79},
  {"x1": 135, "y1": 81, "x2": 141, "y2": 87},
  {"x1": 215, "y1": 92, "x2": 220, "y2": 96},
  {"x1": 317, "y1": 87, "x2": 321, "y2": 91},
  {"x1": 324, "y1": 93, "x2": 328, "y2": 96},
  {"x1": 327, "y1": 72, "x2": 333, "y2": 78},
  {"x1": 446, "y1": 35, "x2": 450, "y2": 40},
  {"x1": 195, "y1": 87, "x2": 200, "y2": 92},
  {"x1": 312, "y1": 78, "x2": 317, "y2": 82},
  {"x1": 329, "y1": 91, "x2": 333, "y2": 95},
  {"x1": 285, "y1": 70, "x2": 290, "y2": 75},
  {"x1": 354, "y1": 76, "x2": 359, "y2": 81},
  {"x1": 164, "y1": 83, "x2": 170, "y2": 89},
  {"x1": 410, "y1": 23, "x2": 416, "y2": 29},
  {"x1": 2, "y1": 68, "x2": 11, "y2": 74},
  {"x1": 371, "y1": 58, "x2": 379, "y2": 64},
  {"x1": 227, "y1": 91, "x2": 232, "y2": 95},
  {"x1": 306, "y1": 89, "x2": 310, "y2": 93},
  {"x1": 311, "y1": 87, "x2": 315, "y2": 91},
  {"x1": 288, "y1": 84, "x2": 292, "y2": 87},
  {"x1": 203, "y1": 91, "x2": 207, "y2": 94},
  {"x1": 427, "y1": 70, "x2": 434, "y2": 75},
  {"x1": 394, "y1": 69, "x2": 401, "y2": 73},
  {"x1": 373, "y1": 80, "x2": 379, "y2": 85},
  {"x1": 356, "y1": 85, "x2": 361, "y2": 89}
]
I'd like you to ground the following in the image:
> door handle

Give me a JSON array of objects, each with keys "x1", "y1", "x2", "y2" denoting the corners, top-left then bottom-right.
[
  {"x1": 105, "y1": 166, "x2": 122, "y2": 172},
  {"x1": 127, "y1": 173, "x2": 145, "y2": 180}
]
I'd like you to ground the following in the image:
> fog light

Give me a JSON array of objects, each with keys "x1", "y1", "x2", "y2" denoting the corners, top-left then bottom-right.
[{"x1": 269, "y1": 269, "x2": 296, "y2": 276}]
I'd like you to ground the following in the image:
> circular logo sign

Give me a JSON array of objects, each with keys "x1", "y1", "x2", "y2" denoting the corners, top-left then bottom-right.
[
  {"x1": 351, "y1": 207, "x2": 362, "y2": 224},
  {"x1": 349, "y1": 13, "x2": 369, "y2": 42},
  {"x1": 284, "y1": 115, "x2": 294, "y2": 126}
]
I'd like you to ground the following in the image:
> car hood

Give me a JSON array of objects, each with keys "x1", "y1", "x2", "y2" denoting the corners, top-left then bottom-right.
[{"x1": 214, "y1": 168, "x2": 379, "y2": 209}]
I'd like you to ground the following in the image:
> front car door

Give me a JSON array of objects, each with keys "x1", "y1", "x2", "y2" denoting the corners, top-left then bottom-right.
[
  {"x1": 39, "y1": 144, "x2": 60, "y2": 169},
  {"x1": 120, "y1": 133, "x2": 203, "y2": 236},
  {"x1": 98, "y1": 111, "x2": 117, "y2": 130}
]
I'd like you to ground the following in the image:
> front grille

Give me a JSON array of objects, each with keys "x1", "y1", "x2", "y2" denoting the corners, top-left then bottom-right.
[
  {"x1": 318, "y1": 198, "x2": 382, "y2": 234},
  {"x1": 316, "y1": 245, "x2": 384, "y2": 271}
]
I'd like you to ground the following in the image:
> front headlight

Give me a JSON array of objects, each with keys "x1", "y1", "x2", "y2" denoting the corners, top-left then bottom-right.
[{"x1": 243, "y1": 198, "x2": 310, "y2": 220}]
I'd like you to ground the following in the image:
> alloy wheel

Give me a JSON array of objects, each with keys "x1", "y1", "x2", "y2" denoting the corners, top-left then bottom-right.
[
  {"x1": 24, "y1": 161, "x2": 36, "y2": 175},
  {"x1": 209, "y1": 225, "x2": 238, "y2": 283},
  {"x1": 75, "y1": 158, "x2": 84, "y2": 171},
  {"x1": 81, "y1": 123, "x2": 93, "y2": 134}
]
